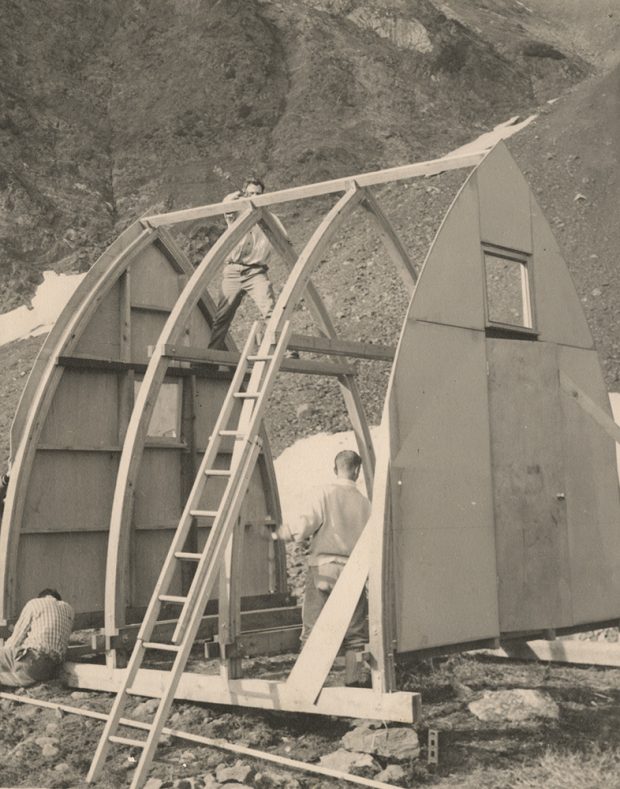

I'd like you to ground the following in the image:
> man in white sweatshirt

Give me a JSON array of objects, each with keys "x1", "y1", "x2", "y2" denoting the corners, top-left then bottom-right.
[{"x1": 278, "y1": 450, "x2": 371, "y2": 653}]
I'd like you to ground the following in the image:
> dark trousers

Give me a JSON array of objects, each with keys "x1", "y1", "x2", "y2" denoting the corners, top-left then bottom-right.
[
  {"x1": 208, "y1": 264, "x2": 275, "y2": 350},
  {"x1": 301, "y1": 563, "x2": 368, "y2": 652}
]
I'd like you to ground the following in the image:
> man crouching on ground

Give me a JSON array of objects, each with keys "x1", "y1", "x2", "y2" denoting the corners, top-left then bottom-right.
[
  {"x1": 0, "y1": 589, "x2": 74, "y2": 688},
  {"x1": 276, "y1": 450, "x2": 370, "y2": 683}
]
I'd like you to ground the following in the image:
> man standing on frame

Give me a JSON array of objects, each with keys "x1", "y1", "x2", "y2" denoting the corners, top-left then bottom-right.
[
  {"x1": 276, "y1": 449, "x2": 371, "y2": 685},
  {"x1": 207, "y1": 175, "x2": 282, "y2": 352}
]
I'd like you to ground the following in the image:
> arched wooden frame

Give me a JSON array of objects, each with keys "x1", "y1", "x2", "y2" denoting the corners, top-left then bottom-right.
[
  {"x1": 0, "y1": 224, "x2": 153, "y2": 616},
  {"x1": 105, "y1": 182, "x2": 416, "y2": 636}
]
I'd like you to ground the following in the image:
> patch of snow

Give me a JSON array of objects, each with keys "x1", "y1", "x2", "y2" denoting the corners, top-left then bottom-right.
[
  {"x1": 0, "y1": 271, "x2": 85, "y2": 346},
  {"x1": 274, "y1": 424, "x2": 388, "y2": 522}
]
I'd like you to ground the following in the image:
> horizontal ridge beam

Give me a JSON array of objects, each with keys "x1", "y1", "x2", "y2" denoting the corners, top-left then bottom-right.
[{"x1": 144, "y1": 151, "x2": 484, "y2": 227}]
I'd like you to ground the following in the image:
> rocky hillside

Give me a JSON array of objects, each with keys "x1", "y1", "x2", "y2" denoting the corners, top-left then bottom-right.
[
  {"x1": 1, "y1": 0, "x2": 619, "y2": 460},
  {"x1": 0, "y1": 0, "x2": 600, "y2": 309}
]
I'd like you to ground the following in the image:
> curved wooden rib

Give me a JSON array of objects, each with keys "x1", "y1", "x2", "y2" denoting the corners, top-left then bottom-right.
[
  {"x1": 0, "y1": 226, "x2": 154, "y2": 624},
  {"x1": 104, "y1": 207, "x2": 265, "y2": 634},
  {"x1": 258, "y1": 207, "x2": 376, "y2": 490},
  {"x1": 359, "y1": 188, "x2": 418, "y2": 292},
  {"x1": 9, "y1": 223, "x2": 147, "y2": 459}
]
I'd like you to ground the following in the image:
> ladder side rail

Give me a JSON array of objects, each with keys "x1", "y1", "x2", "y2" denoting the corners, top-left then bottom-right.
[
  {"x1": 104, "y1": 208, "x2": 264, "y2": 634},
  {"x1": 90, "y1": 441, "x2": 263, "y2": 787},
  {"x1": 133, "y1": 324, "x2": 260, "y2": 646},
  {"x1": 173, "y1": 322, "x2": 292, "y2": 643},
  {"x1": 214, "y1": 322, "x2": 294, "y2": 676},
  {"x1": 127, "y1": 438, "x2": 264, "y2": 789},
  {"x1": 88, "y1": 354, "x2": 269, "y2": 786}
]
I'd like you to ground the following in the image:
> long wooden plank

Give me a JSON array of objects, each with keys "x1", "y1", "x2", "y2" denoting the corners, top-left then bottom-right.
[
  {"x1": 288, "y1": 333, "x2": 395, "y2": 361},
  {"x1": 145, "y1": 151, "x2": 485, "y2": 227},
  {"x1": 63, "y1": 662, "x2": 420, "y2": 723},
  {"x1": 157, "y1": 344, "x2": 357, "y2": 376},
  {"x1": 560, "y1": 371, "x2": 620, "y2": 444},
  {"x1": 0, "y1": 693, "x2": 406, "y2": 789},
  {"x1": 162, "y1": 336, "x2": 395, "y2": 363},
  {"x1": 477, "y1": 639, "x2": 620, "y2": 668},
  {"x1": 104, "y1": 606, "x2": 301, "y2": 652}
]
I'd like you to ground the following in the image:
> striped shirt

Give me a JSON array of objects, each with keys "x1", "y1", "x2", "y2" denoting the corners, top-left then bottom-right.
[{"x1": 5, "y1": 596, "x2": 74, "y2": 661}]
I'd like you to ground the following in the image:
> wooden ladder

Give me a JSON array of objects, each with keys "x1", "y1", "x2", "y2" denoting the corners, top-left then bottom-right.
[{"x1": 87, "y1": 321, "x2": 292, "y2": 788}]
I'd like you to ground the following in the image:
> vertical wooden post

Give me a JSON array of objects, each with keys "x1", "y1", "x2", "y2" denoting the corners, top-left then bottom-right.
[
  {"x1": 108, "y1": 269, "x2": 133, "y2": 670},
  {"x1": 218, "y1": 512, "x2": 245, "y2": 680},
  {"x1": 180, "y1": 375, "x2": 198, "y2": 595}
]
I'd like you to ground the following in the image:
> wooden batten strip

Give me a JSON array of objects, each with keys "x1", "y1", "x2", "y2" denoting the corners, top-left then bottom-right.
[{"x1": 144, "y1": 151, "x2": 485, "y2": 226}]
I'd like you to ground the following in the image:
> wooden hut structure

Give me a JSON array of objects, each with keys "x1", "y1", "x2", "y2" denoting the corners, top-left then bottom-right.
[{"x1": 1, "y1": 142, "x2": 620, "y2": 786}]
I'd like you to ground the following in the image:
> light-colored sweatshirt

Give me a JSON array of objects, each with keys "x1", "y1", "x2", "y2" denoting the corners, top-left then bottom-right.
[{"x1": 280, "y1": 478, "x2": 371, "y2": 566}]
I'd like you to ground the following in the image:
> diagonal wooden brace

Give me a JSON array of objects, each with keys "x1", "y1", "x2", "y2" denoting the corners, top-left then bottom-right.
[{"x1": 284, "y1": 524, "x2": 372, "y2": 705}]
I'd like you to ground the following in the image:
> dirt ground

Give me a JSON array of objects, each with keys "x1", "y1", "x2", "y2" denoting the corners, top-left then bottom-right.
[{"x1": 1, "y1": 645, "x2": 620, "y2": 789}]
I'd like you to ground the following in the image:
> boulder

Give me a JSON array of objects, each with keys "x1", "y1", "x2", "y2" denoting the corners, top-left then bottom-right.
[
  {"x1": 318, "y1": 748, "x2": 377, "y2": 772},
  {"x1": 468, "y1": 689, "x2": 560, "y2": 722},
  {"x1": 375, "y1": 764, "x2": 407, "y2": 783},
  {"x1": 215, "y1": 760, "x2": 253, "y2": 784},
  {"x1": 342, "y1": 722, "x2": 420, "y2": 761}
]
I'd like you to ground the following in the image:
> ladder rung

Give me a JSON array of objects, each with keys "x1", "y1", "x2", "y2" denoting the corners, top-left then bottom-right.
[
  {"x1": 204, "y1": 469, "x2": 232, "y2": 476},
  {"x1": 233, "y1": 392, "x2": 260, "y2": 399},
  {"x1": 247, "y1": 354, "x2": 274, "y2": 362},
  {"x1": 218, "y1": 429, "x2": 243, "y2": 436},
  {"x1": 190, "y1": 509, "x2": 218, "y2": 518},
  {"x1": 109, "y1": 735, "x2": 146, "y2": 748},
  {"x1": 175, "y1": 552, "x2": 202, "y2": 561},
  {"x1": 142, "y1": 642, "x2": 181, "y2": 652},
  {"x1": 158, "y1": 594, "x2": 187, "y2": 604}
]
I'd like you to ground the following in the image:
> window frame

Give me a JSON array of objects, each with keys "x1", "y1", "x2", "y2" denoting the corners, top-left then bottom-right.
[{"x1": 482, "y1": 242, "x2": 537, "y2": 338}]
